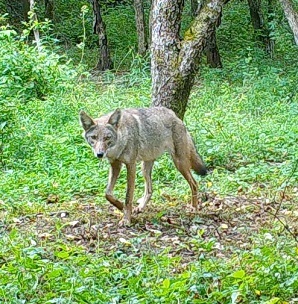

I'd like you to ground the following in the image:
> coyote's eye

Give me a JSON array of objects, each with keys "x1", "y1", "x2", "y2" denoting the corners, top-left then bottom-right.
[
  {"x1": 104, "y1": 134, "x2": 112, "y2": 141},
  {"x1": 90, "y1": 135, "x2": 96, "y2": 140}
]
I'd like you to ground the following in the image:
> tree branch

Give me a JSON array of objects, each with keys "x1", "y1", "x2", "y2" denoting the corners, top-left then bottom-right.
[{"x1": 179, "y1": 0, "x2": 224, "y2": 76}]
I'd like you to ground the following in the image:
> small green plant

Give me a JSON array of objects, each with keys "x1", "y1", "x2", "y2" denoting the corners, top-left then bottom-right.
[
  {"x1": 77, "y1": 5, "x2": 89, "y2": 64},
  {"x1": 0, "y1": 1, "x2": 298, "y2": 303}
]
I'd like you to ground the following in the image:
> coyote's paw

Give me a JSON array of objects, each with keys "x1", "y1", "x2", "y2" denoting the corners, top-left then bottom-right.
[{"x1": 133, "y1": 197, "x2": 146, "y2": 214}]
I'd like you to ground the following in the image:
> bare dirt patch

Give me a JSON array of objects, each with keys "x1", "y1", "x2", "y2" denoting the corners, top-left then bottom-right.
[{"x1": 5, "y1": 193, "x2": 298, "y2": 261}]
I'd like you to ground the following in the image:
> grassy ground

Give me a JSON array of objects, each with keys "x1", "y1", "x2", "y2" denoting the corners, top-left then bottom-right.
[{"x1": 1, "y1": 2, "x2": 298, "y2": 303}]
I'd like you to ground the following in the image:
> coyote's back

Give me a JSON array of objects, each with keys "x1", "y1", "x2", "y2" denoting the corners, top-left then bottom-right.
[{"x1": 80, "y1": 106, "x2": 206, "y2": 225}]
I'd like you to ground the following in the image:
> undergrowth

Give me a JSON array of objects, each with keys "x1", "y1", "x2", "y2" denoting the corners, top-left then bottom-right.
[{"x1": 0, "y1": 1, "x2": 298, "y2": 303}]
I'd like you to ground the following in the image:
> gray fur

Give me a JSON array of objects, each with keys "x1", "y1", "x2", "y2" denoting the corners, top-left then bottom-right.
[{"x1": 80, "y1": 106, "x2": 206, "y2": 226}]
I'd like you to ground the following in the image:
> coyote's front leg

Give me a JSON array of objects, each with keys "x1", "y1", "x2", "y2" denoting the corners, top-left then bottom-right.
[
  {"x1": 119, "y1": 163, "x2": 136, "y2": 226},
  {"x1": 134, "y1": 160, "x2": 154, "y2": 213},
  {"x1": 105, "y1": 160, "x2": 123, "y2": 211}
]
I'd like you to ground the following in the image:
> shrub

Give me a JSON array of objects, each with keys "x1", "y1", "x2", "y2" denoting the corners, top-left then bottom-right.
[{"x1": 0, "y1": 23, "x2": 77, "y2": 168}]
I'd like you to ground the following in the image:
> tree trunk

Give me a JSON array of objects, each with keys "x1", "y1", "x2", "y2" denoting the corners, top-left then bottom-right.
[
  {"x1": 205, "y1": 3, "x2": 223, "y2": 68},
  {"x1": 205, "y1": 27, "x2": 222, "y2": 67},
  {"x1": 151, "y1": 0, "x2": 225, "y2": 119},
  {"x1": 91, "y1": 0, "x2": 113, "y2": 71},
  {"x1": 247, "y1": 0, "x2": 275, "y2": 52},
  {"x1": 22, "y1": 0, "x2": 30, "y2": 22},
  {"x1": 148, "y1": 0, "x2": 153, "y2": 47},
  {"x1": 133, "y1": 0, "x2": 148, "y2": 56},
  {"x1": 29, "y1": 0, "x2": 42, "y2": 52},
  {"x1": 247, "y1": 0, "x2": 263, "y2": 31},
  {"x1": 191, "y1": 0, "x2": 200, "y2": 17},
  {"x1": 266, "y1": 0, "x2": 275, "y2": 56},
  {"x1": 192, "y1": 0, "x2": 223, "y2": 68},
  {"x1": 45, "y1": 0, "x2": 54, "y2": 21},
  {"x1": 279, "y1": 0, "x2": 298, "y2": 45}
]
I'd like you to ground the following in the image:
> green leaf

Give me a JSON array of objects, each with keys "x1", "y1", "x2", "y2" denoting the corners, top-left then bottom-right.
[
  {"x1": 230, "y1": 270, "x2": 246, "y2": 279},
  {"x1": 163, "y1": 278, "x2": 170, "y2": 289},
  {"x1": 55, "y1": 251, "x2": 69, "y2": 259},
  {"x1": 0, "y1": 122, "x2": 7, "y2": 130},
  {"x1": 47, "y1": 269, "x2": 62, "y2": 278},
  {"x1": 264, "y1": 298, "x2": 280, "y2": 304}
]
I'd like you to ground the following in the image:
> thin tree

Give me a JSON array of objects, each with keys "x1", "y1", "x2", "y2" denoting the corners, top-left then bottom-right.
[
  {"x1": 90, "y1": 0, "x2": 113, "y2": 70},
  {"x1": 45, "y1": 0, "x2": 54, "y2": 21},
  {"x1": 247, "y1": 0, "x2": 263, "y2": 32},
  {"x1": 133, "y1": 0, "x2": 148, "y2": 56},
  {"x1": 151, "y1": 0, "x2": 225, "y2": 119},
  {"x1": 247, "y1": 0, "x2": 274, "y2": 54},
  {"x1": 29, "y1": 0, "x2": 42, "y2": 52},
  {"x1": 22, "y1": 0, "x2": 30, "y2": 22},
  {"x1": 195, "y1": 0, "x2": 226, "y2": 68}
]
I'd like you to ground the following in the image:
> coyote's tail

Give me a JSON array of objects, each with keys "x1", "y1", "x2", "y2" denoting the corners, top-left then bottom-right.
[{"x1": 190, "y1": 139, "x2": 207, "y2": 176}]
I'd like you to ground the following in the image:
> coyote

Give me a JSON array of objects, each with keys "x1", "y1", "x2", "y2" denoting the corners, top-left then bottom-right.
[{"x1": 80, "y1": 107, "x2": 207, "y2": 226}]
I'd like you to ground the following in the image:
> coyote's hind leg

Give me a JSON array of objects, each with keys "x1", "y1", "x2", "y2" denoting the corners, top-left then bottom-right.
[{"x1": 172, "y1": 156, "x2": 198, "y2": 209}]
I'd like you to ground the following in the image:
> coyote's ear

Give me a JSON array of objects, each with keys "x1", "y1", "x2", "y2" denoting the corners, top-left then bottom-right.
[
  {"x1": 79, "y1": 110, "x2": 96, "y2": 131},
  {"x1": 108, "y1": 108, "x2": 121, "y2": 128}
]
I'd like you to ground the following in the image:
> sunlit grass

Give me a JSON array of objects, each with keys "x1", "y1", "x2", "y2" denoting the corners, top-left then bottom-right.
[{"x1": 1, "y1": 1, "x2": 298, "y2": 302}]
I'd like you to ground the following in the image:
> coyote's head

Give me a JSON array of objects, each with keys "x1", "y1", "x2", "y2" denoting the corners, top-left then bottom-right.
[{"x1": 79, "y1": 109, "x2": 121, "y2": 159}]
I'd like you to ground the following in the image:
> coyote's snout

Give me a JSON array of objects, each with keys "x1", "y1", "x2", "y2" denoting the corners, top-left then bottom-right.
[{"x1": 80, "y1": 107, "x2": 207, "y2": 226}]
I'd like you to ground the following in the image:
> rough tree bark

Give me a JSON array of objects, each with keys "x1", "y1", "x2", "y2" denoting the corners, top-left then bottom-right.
[
  {"x1": 196, "y1": 0, "x2": 224, "y2": 68},
  {"x1": 133, "y1": 0, "x2": 148, "y2": 55},
  {"x1": 279, "y1": 0, "x2": 298, "y2": 45},
  {"x1": 91, "y1": 0, "x2": 113, "y2": 70},
  {"x1": 151, "y1": 0, "x2": 225, "y2": 119}
]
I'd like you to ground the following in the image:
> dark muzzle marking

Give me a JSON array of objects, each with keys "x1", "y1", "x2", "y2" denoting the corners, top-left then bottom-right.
[{"x1": 97, "y1": 152, "x2": 104, "y2": 158}]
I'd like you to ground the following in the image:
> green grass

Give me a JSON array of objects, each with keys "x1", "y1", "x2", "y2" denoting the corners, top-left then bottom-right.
[{"x1": 1, "y1": 1, "x2": 298, "y2": 303}]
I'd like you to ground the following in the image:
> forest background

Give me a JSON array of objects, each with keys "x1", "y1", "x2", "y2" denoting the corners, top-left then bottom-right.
[{"x1": 0, "y1": 0, "x2": 298, "y2": 303}]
